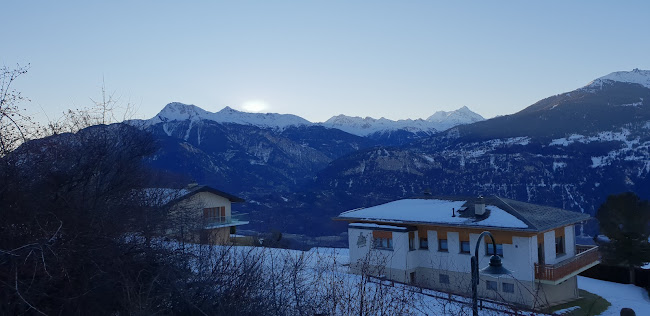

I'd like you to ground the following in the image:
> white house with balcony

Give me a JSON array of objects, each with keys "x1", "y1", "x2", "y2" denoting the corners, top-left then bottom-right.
[
  {"x1": 334, "y1": 195, "x2": 598, "y2": 309},
  {"x1": 152, "y1": 184, "x2": 248, "y2": 244}
]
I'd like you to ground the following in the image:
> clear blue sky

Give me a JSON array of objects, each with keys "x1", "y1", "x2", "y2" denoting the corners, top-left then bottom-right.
[{"x1": 3, "y1": 1, "x2": 650, "y2": 123}]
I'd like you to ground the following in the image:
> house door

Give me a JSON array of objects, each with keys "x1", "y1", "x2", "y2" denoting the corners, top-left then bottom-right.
[{"x1": 538, "y1": 243, "x2": 545, "y2": 265}]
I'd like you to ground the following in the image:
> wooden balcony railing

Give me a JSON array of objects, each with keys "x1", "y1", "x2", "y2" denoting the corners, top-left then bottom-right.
[{"x1": 535, "y1": 245, "x2": 600, "y2": 282}]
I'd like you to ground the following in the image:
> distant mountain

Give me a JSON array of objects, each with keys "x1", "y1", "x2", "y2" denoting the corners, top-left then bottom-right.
[
  {"x1": 148, "y1": 102, "x2": 311, "y2": 129},
  {"x1": 435, "y1": 69, "x2": 650, "y2": 143},
  {"x1": 321, "y1": 107, "x2": 484, "y2": 137},
  {"x1": 145, "y1": 119, "x2": 377, "y2": 196},
  {"x1": 147, "y1": 102, "x2": 484, "y2": 140},
  {"x1": 426, "y1": 106, "x2": 485, "y2": 130},
  {"x1": 584, "y1": 68, "x2": 650, "y2": 90}
]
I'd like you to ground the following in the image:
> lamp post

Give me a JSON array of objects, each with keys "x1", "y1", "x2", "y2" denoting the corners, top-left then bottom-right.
[{"x1": 471, "y1": 231, "x2": 512, "y2": 316}]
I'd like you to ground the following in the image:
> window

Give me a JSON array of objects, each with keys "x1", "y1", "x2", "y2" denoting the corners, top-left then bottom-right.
[
  {"x1": 438, "y1": 239, "x2": 448, "y2": 252},
  {"x1": 374, "y1": 237, "x2": 393, "y2": 250},
  {"x1": 409, "y1": 236, "x2": 416, "y2": 251},
  {"x1": 460, "y1": 241, "x2": 471, "y2": 254},
  {"x1": 486, "y1": 280, "x2": 498, "y2": 291},
  {"x1": 502, "y1": 282, "x2": 514, "y2": 293},
  {"x1": 555, "y1": 236, "x2": 565, "y2": 255},
  {"x1": 439, "y1": 274, "x2": 450, "y2": 284},
  {"x1": 203, "y1": 206, "x2": 226, "y2": 221},
  {"x1": 419, "y1": 238, "x2": 429, "y2": 249},
  {"x1": 485, "y1": 243, "x2": 504, "y2": 257}
]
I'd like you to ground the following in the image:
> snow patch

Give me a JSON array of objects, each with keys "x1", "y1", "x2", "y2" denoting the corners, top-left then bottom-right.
[{"x1": 551, "y1": 129, "x2": 632, "y2": 147}]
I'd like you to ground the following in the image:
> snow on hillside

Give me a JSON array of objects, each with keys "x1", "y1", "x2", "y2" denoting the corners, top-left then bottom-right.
[
  {"x1": 321, "y1": 115, "x2": 437, "y2": 136},
  {"x1": 585, "y1": 68, "x2": 650, "y2": 90},
  {"x1": 148, "y1": 102, "x2": 311, "y2": 129},
  {"x1": 321, "y1": 106, "x2": 485, "y2": 136}
]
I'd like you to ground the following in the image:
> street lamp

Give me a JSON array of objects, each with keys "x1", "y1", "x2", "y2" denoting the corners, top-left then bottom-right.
[{"x1": 471, "y1": 231, "x2": 512, "y2": 316}]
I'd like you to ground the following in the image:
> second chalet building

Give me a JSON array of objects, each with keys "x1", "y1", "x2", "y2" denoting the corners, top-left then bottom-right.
[
  {"x1": 334, "y1": 195, "x2": 599, "y2": 309},
  {"x1": 147, "y1": 184, "x2": 248, "y2": 244}
]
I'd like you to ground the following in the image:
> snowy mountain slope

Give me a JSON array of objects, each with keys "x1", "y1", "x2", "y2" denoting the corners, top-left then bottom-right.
[
  {"x1": 148, "y1": 102, "x2": 311, "y2": 129},
  {"x1": 321, "y1": 115, "x2": 436, "y2": 136},
  {"x1": 321, "y1": 107, "x2": 485, "y2": 137},
  {"x1": 426, "y1": 106, "x2": 485, "y2": 131},
  {"x1": 585, "y1": 68, "x2": 650, "y2": 91},
  {"x1": 437, "y1": 70, "x2": 650, "y2": 142},
  {"x1": 146, "y1": 102, "x2": 485, "y2": 137}
]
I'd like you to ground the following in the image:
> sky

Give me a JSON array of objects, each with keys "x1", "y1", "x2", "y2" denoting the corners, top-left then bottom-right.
[{"x1": 3, "y1": 1, "x2": 650, "y2": 123}]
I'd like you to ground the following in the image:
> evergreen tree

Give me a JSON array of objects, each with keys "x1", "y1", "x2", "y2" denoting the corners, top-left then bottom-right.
[{"x1": 595, "y1": 192, "x2": 650, "y2": 284}]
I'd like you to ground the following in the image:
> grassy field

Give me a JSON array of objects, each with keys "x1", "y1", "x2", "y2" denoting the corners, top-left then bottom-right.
[{"x1": 546, "y1": 290, "x2": 611, "y2": 316}]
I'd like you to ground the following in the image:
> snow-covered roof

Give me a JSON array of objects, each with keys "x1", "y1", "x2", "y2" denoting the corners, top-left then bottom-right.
[
  {"x1": 340, "y1": 199, "x2": 528, "y2": 229},
  {"x1": 337, "y1": 196, "x2": 591, "y2": 232}
]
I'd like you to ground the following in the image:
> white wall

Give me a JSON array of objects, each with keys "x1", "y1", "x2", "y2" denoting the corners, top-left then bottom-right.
[
  {"x1": 544, "y1": 230, "x2": 557, "y2": 264},
  {"x1": 349, "y1": 226, "x2": 574, "y2": 283},
  {"x1": 348, "y1": 228, "x2": 408, "y2": 273},
  {"x1": 542, "y1": 225, "x2": 576, "y2": 265},
  {"x1": 565, "y1": 225, "x2": 576, "y2": 257},
  {"x1": 348, "y1": 228, "x2": 372, "y2": 264}
]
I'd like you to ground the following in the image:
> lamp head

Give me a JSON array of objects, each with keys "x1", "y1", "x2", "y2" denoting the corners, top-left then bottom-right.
[{"x1": 480, "y1": 255, "x2": 512, "y2": 276}]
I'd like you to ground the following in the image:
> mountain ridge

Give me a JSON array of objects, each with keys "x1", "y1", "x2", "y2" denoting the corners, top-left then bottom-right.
[{"x1": 146, "y1": 102, "x2": 485, "y2": 136}]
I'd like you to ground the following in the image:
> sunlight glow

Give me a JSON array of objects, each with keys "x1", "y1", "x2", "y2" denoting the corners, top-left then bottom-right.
[{"x1": 241, "y1": 100, "x2": 270, "y2": 113}]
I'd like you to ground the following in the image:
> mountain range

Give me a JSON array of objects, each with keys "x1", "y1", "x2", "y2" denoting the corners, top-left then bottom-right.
[
  {"x1": 134, "y1": 69, "x2": 650, "y2": 246},
  {"x1": 146, "y1": 102, "x2": 485, "y2": 137}
]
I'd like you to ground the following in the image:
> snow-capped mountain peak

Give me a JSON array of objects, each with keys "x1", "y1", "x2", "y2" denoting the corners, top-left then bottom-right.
[
  {"x1": 148, "y1": 103, "x2": 311, "y2": 129},
  {"x1": 210, "y1": 106, "x2": 311, "y2": 128},
  {"x1": 585, "y1": 68, "x2": 650, "y2": 90},
  {"x1": 425, "y1": 106, "x2": 485, "y2": 131},
  {"x1": 321, "y1": 107, "x2": 484, "y2": 136},
  {"x1": 150, "y1": 102, "x2": 211, "y2": 123},
  {"x1": 147, "y1": 103, "x2": 485, "y2": 136}
]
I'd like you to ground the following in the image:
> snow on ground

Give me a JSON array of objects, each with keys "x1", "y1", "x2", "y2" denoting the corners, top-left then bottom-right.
[
  {"x1": 309, "y1": 249, "x2": 650, "y2": 315},
  {"x1": 164, "y1": 240, "x2": 650, "y2": 315},
  {"x1": 578, "y1": 276, "x2": 650, "y2": 315},
  {"x1": 339, "y1": 199, "x2": 529, "y2": 229},
  {"x1": 304, "y1": 248, "x2": 540, "y2": 315}
]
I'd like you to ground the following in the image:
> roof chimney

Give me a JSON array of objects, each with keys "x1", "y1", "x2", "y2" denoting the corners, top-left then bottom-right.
[
  {"x1": 187, "y1": 182, "x2": 199, "y2": 189},
  {"x1": 475, "y1": 196, "x2": 485, "y2": 216}
]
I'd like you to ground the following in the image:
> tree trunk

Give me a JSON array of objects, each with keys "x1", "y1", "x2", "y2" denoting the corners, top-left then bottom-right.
[{"x1": 629, "y1": 265, "x2": 636, "y2": 285}]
